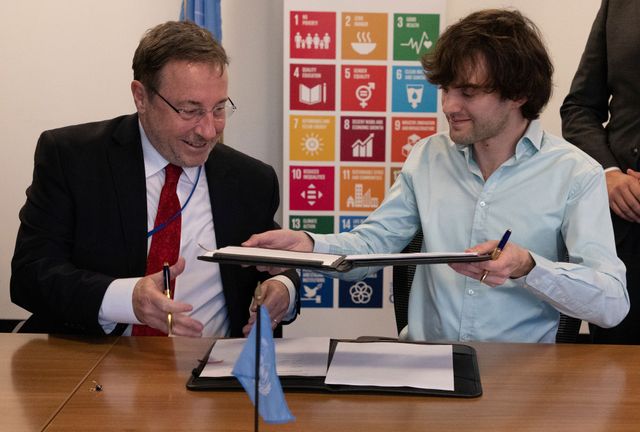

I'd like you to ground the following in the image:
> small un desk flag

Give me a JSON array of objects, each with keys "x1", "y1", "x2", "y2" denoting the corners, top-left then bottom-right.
[{"x1": 232, "y1": 305, "x2": 295, "y2": 425}]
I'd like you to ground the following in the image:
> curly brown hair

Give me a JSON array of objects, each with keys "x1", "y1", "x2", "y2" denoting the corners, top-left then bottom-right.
[{"x1": 422, "y1": 9, "x2": 553, "y2": 120}]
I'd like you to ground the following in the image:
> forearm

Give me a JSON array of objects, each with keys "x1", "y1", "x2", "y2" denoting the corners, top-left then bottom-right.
[{"x1": 520, "y1": 253, "x2": 628, "y2": 328}]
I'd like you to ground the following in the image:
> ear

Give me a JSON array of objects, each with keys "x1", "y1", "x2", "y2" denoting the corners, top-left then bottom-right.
[
  {"x1": 131, "y1": 80, "x2": 147, "y2": 113},
  {"x1": 512, "y1": 96, "x2": 527, "y2": 109}
]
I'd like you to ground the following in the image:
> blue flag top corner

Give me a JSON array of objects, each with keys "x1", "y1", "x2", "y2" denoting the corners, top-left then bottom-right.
[
  {"x1": 180, "y1": 0, "x2": 222, "y2": 41},
  {"x1": 232, "y1": 305, "x2": 295, "y2": 424}
]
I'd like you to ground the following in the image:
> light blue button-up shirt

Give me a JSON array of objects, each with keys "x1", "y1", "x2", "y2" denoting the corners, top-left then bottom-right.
[{"x1": 312, "y1": 120, "x2": 628, "y2": 343}]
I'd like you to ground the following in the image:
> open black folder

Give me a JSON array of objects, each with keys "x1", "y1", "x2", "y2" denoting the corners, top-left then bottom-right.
[
  {"x1": 187, "y1": 338, "x2": 482, "y2": 398},
  {"x1": 198, "y1": 246, "x2": 490, "y2": 272}
]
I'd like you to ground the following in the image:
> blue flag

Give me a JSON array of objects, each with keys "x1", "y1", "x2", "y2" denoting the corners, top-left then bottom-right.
[
  {"x1": 232, "y1": 305, "x2": 295, "y2": 424},
  {"x1": 179, "y1": 0, "x2": 222, "y2": 41}
]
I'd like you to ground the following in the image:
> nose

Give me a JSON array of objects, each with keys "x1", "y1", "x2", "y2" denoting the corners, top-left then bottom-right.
[
  {"x1": 441, "y1": 91, "x2": 460, "y2": 116},
  {"x1": 195, "y1": 112, "x2": 225, "y2": 141}
]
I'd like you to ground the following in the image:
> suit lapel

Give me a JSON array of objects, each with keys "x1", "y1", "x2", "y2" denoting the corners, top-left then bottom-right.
[
  {"x1": 107, "y1": 114, "x2": 148, "y2": 275},
  {"x1": 206, "y1": 144, "x2": 240, "y2": 249}
]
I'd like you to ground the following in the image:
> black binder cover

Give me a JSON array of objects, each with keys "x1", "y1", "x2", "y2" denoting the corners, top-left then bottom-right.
[
  {"x1": 186, "y1": 339, "x2": 482, "y2": 398},
  {"x1": 198, "y1": 249, "x2": 490, "y2": 272}
]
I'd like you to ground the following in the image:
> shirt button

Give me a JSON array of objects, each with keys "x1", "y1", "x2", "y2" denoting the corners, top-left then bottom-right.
[
  {"x1": 479, "y1": 201, "x2": 486, "y2": 207},
  {"x1": 634, "y1": 148, "x2": 638, "y2": 154},
  {"x1": 468, "y1": 289, "x2": 475, "y2": 295}
]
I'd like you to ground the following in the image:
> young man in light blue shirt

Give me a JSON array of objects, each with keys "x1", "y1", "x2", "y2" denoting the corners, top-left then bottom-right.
[{"x1": 244, "y1": 9, "x2": 629, "y2": 343}]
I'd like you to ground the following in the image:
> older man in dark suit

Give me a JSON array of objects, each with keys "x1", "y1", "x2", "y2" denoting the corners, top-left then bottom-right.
[
  {"x1": 561, "y1": 0, "x2": 640, "y2": 344},
  {"x1": 11, "y1": 21, "x2": 299, "y2": 337}
]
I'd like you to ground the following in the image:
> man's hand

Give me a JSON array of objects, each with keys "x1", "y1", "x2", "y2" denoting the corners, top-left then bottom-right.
[
  {"x1": 606, "y1": 169, "x2": 640, "y2": 223},
  {"x1": 449, "y1": 240, "x2": 535, "y2": 287},
  {"x1": 242, "y1": 279, "x2": 290, "y2": 337},
  {"x1": 242, "y1": 229, "x2": 314, "y2": 274},
  {"x1": 132, "y1": 257, "x2": 204, "y2": 337},
  {"x1": 243, "y1": 229, "x2": 314, "y2": 251}
]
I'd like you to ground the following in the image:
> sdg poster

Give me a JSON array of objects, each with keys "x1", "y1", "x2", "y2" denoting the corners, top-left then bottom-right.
[{"x1": 283, "y1": 0, "x2": 446, "y2": 338}]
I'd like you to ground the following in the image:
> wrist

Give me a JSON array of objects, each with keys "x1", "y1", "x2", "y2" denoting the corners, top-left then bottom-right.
[{"x1": 512, "y1": 252, "x2": 535, "y2": 279}]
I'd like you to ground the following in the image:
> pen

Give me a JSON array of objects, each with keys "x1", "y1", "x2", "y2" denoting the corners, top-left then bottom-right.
[
  {"x1": 480, "y1": 229, "x2": 512, "y2": 283},
  {"x1": 163, "y1": 262, "x2": 172, "y2": 336}
]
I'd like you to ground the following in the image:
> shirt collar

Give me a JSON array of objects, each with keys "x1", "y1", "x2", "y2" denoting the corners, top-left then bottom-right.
[
  {"x1": 138, "y1": 121, "x2": 201, "y2": 184},
  {"x1": 453, "y1": 118, "x2": 543, "y2": 162}
]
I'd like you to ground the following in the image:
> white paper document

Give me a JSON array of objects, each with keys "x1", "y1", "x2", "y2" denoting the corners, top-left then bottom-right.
[
  {"x1": 324, "y1": 342, "x2": 454, "y2": 391},
  {"x1": 200, "y1": 337, "x2": 331, "y2": 378}
]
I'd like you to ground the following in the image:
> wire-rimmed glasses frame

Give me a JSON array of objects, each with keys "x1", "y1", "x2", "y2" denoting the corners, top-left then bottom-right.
[{"x1": 149, "y1": 87, "x2": 236, "y2": 122}]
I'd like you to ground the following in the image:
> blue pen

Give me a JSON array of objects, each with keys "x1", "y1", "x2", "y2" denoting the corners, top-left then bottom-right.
[{"x1": 481, "y1": 229, "x2": 512, "y2": 283}]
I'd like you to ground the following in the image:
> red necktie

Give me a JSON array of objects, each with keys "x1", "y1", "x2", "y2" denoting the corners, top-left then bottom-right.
[{"x1": 132, "y1": 164, "x2": 183, "y2": 336}]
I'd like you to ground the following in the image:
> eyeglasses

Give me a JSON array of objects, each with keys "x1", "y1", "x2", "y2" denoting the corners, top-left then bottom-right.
[{"x1": 150, "y1": 87, "x2": 236, "y2": 122}]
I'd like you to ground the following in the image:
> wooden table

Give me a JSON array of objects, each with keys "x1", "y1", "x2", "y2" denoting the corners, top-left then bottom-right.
[
  {"x1": 0, "y1": 334, "x2": 116, "y2": 431},
  {"x1": 3, "y1": 334, "x2": 640, "y2": 431}
]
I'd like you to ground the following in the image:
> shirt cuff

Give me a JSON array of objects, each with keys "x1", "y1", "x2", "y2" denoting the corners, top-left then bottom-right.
[
  {"x1": 269, "y1": 274, "x2": 297, "y2": 321},
  {"x1": 99, "y1": 277, "x2": 143, "y2": 333},
  {"x1": 603, "y1": 166, "x2": 621, "y2": 173},
  {"x1": 308, "y1": 232, "x2": 331, "y2": 253}
]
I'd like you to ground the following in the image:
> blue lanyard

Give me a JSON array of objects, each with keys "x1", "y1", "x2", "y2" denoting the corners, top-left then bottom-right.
[{"x1": 146, "y1": 165, "x2": 202, "y2": 238}]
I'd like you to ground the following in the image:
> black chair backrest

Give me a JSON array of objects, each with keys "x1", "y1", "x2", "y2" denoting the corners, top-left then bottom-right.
[
  {"x1": 392, "y1": 230, "x2": 423, "y2": 335},
  {"x1": 391, "y1": 230, "x2": 581, "y2": 343}
]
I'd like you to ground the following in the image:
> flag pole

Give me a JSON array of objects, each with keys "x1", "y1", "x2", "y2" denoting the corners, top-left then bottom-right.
[{"x1": 254, "y1": 282, "x2": 263, "y2": 432}]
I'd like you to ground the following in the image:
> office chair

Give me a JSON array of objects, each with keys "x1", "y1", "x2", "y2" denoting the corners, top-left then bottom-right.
[{"x1": 391, "y1": 230, "x2": 582, "y2": 343}]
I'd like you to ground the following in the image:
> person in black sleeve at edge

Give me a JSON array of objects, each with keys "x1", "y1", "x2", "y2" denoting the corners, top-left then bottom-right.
[{"x1": 561, "y1": 0, "x2": 640, "y2": 344}]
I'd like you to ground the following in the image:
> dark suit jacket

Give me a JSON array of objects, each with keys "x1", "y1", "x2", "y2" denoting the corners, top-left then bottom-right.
[
  {"x1": 560, "y1": 0, "x2": 640, "y2": 245},
  {"x1": 10, "y1": 114, "x2": 299, "y2": 337}
]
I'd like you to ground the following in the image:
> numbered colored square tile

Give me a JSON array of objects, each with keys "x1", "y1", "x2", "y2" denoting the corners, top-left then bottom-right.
[
  {"x1": 289, "y1": 215, "x2": 334, "y2": 234},
  {"x1": 339, "y1": 166, "x2": 385, "y2": 211},
  {"x1": 391, "y1": 66, "x2": 437, "y2": 113},
  {"x1": 289, "y1": 115, "x2": 335, "y2": 161},
  {"x1": 290, "y1": 64, "x2": 336, "y2": 111},
  {"x1": 341, "y1": 12, "x2": 387, "y2": 60},
  {"x1": 339, "y1": 215, "x2": 368, "y2": 233},
  {"x1": 290, "y1": 11, "x2": 336, "y2": 59},
  {"x1": 300, "y1": 270, "x2": 333, "y2": 308},
  {"x1": 290, "y1": 166, "x2": 334, "y2": 211},
  {"x1": 339, "y1": 116, "x2": 385, "y2": 162},
  {"x1": 341, "y1": 65, "x2": 387, "y2": 112},
  {"x1": 393, "y1": 13, "x2": 440, "y2": 60},
  {"x1": 389, "y1": 166, "x2": 403, "y2": 188},
  {"x1": 390, "y1": 116, "x2": 437, "y2": 162},
  {"x1": 339, "y1": 271, "x2": 383, "y2": 308}
]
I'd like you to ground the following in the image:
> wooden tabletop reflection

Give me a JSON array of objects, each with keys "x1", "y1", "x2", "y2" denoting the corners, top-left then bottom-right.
[
  {"x1": 36, "y1": 337, "x2": 640, "y2": 432},
  {"x1": 0, "y1": 334, "x2": 115, "y2": 431}
]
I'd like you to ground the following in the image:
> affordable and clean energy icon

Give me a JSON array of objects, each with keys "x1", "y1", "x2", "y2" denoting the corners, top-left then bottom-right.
[
  {"x1": 406, "y1": 84, "x2": 424, "y2": 109},
  {"x1": 300, "y1": 184, "x2": 323, "y2": 206},
  {"x1": 301, "y1": 133, "x2": 324, "y2": 156},
  {"x1": 400, "y1": 31, "x2": 433, "y2": 54},
  {"x1": 351, "y1": 31, "x2": 376, "y2": 55},
  {"x1": 356, "y1": 82, "x2": 375, "y2": 108}
]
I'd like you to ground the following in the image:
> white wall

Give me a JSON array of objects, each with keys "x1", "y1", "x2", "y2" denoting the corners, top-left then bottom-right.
[{"x1": 0, "y1": 0, "x2": 601, "y2": 320}]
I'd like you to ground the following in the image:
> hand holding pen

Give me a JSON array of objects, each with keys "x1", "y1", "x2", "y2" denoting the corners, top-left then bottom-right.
[{"x1": 480, "y1": 229, "x2": 511, "y2": 284}]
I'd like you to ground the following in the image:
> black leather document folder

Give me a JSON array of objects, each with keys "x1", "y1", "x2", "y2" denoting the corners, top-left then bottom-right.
[
  {"x1": 187, "y1": 338, "x2": 482, "y2": 398},
  {"x1": 198, "y1": 246, "x2": 490, "y2": 272}
]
